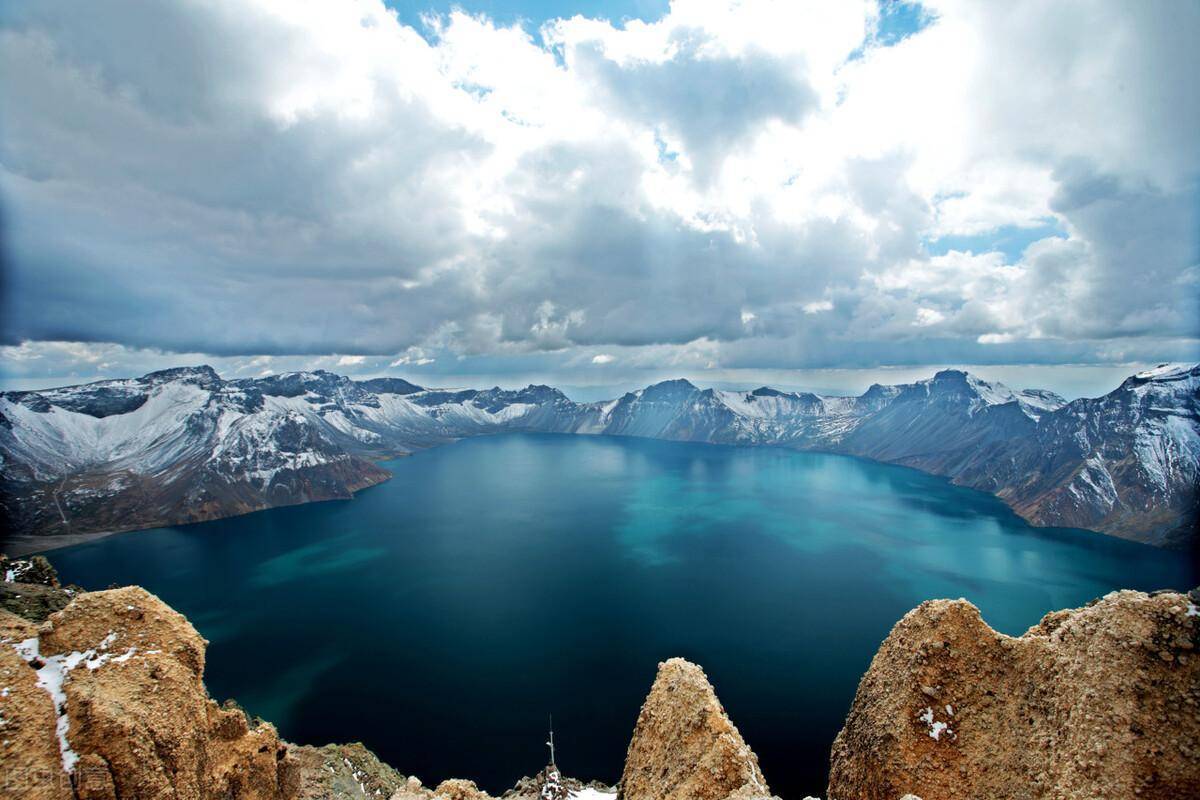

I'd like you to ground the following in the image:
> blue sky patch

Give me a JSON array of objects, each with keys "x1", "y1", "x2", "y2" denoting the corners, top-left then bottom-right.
[
  {"x1": 386, "y1": 0, "x2": 670, "y2": 32},
  {"x1": 847, "y1": 1, "x2": 935, "y2": 63},
  {"x1": 925, "y1": 219, "x2": 1069, "y2": 264},
  {"x1": 654, "y1": 133, "x2": 681, "y2": 165},
  {"x1": 876, "y1": 1, "x2": 935, "y2": 46}
]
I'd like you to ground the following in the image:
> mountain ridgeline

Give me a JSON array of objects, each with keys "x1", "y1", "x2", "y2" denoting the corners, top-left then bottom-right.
[{"x1": 1, "y1": 364, "x2": 1197, "y2": 552}]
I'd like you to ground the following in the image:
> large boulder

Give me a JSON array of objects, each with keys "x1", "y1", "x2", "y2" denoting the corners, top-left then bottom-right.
[
  {"x1": 0, "y1": 586, "x2": 295, "y2": 799},
  {"x1": 619, "y1": 658, "x2": 775, "y2": 800},
  {"x1": 432, "y1": 778, "x2": 494, "y2": 800},
  {"x1": 828, "y1": 590, "x2": 1200, "y2": 800}
]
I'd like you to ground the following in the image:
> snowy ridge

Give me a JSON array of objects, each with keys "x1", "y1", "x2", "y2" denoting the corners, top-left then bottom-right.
[
  {"x1": 1132, "y1": 363, "x2": 1195, "y2": 381},
  {"x1": 1, "y1": 364, "x2": 1197, "y2": 548}
]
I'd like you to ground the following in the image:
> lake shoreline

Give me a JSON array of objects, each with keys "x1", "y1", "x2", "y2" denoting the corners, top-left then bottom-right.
[{"x1": 10, "y1": 430, "x2": 1181, "y2": 559}]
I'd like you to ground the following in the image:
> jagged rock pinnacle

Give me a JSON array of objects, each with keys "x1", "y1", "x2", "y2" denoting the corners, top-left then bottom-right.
[{"x1": 619, "y1": 658, "x2": 776, "y2": 800}]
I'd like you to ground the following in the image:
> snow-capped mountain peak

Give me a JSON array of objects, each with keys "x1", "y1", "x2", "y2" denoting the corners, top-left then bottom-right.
[
  {"x1": 917, "y1": 369, "x2": 1067, "y2": 418},
  {"x1": 2, "y1": 364, "x2": 1196, "y2": 551},
  {"x1": 1131, "y1": 363, "x2": 1198, "y2": 382}
]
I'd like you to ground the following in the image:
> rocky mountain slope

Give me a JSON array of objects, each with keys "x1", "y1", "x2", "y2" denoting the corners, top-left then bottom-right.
[
  {"x1": 0, "y1": 367, "x2": 392, "y2": 554},
  {"x1": 2, "y1": 364, "x2": 1196, "y2": 552},
  {"x1": 0, "y1": 560, "x2": 1195, "y2": 799}
]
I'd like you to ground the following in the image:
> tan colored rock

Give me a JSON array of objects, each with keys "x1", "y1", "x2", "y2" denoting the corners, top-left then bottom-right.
[
  {"x1": 0, "y1": 586, "x2": 293, "y2": 800},
  {"x1": 389, "y1": 774, "x2": 435, "y2": 800},
  {"x1": 619, "y1": 658, "x2": 774, "y2": 800},
  {"x1": 73, "y1": 752, "x2": 118, "y2": 800},
  {"x1": 828, "y1": 590, "x2": 1200, "y2": 800},
  {"x1": 0, "y1": 610, "x2": 73, "y2": 800},
  {"x1": 433, "y1": 778, "x2": 494, "y2": 800}
]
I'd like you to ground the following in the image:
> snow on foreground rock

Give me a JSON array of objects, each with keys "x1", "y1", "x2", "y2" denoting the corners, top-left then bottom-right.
[
  {"x1": 829, "y1": 589, "x2": 1200, "y2": 800},
  {"x1": 0, "y1": 584, "x2": 292, "y2": 800}
]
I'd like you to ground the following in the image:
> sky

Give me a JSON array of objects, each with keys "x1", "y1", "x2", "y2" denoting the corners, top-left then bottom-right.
[{"x1": 1, "y1": 0, "x2": 1198, "y2": 398}]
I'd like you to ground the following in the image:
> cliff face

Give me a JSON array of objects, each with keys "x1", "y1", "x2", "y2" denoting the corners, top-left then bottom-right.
[
  {"x1": 0, "y1": 584, "x2": 295, "y2": 800},
  {"x1": 828, "y1": 590, "x2": 1200, "y2": 800},
  {"x1": 1, "y1": 562, "x2": 1196, "y2": 800}
]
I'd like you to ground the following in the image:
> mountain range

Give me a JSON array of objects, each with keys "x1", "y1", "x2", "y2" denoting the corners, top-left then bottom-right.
[{"x1": 1, "y1": 363, "x2": 1197, "y2": 553}]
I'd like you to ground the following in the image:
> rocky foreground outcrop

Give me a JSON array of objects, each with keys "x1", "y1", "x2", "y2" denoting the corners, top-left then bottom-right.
[
  {"x1": 0, "y1": 585, "x2": 294, "y2": 800},
  {"x1": 1, "y1": 560, "x2": 1196, "y2": 800},
  {"x1": 0, "y1": 562, "x2": 618, "y2": 800},
  {"x1": 829, "y1": 590, "x2": 1200, "y2": 800},
  {"x1": 620, "y1": 658, "x2": 775, "y2": 800}
]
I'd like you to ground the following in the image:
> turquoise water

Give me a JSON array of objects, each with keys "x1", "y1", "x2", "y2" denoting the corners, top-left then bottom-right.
[{"x1": 46, "y1": 433, "x2": 1195, "y2": 797}]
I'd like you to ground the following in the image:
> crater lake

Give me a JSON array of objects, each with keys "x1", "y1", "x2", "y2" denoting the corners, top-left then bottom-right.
[{"x1": 44, "y1": 433, "x2": 1196, "y2": 798}]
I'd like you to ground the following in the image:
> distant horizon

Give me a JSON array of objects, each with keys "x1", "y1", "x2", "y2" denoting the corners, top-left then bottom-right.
[{"x1": 3, "y1": 357, "x2": 1193, "y2": 402}]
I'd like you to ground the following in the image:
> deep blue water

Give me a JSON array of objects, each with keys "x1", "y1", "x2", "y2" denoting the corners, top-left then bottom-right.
[{"x1": 45, "y1": 433, "x2": 1195, "y2": 798}]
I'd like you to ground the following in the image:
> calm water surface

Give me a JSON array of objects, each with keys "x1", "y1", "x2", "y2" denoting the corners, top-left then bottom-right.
[{"x1": 46, "y1": 433, "x2": 1195, "y2": 798}]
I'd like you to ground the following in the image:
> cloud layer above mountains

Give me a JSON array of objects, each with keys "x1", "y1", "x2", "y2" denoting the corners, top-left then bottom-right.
[{"x1": 1, "y1": 0, "x2": 1197, "y2": 384}]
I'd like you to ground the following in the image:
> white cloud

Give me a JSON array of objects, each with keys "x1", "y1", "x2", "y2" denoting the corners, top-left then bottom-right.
[
  {"x1": 914, "y1": 308, "x2": 945, "y2": 327},
  {"x1": 592, "y1": 353, "x2": 615, "y2": 364},
  {"x1": 390, "y1": 347, "x2": 436, "y2": 367},
  {"x1": 977, "y1": 333, "x2": 1014, "y2": 344},
  {"x1": 0, "y1": 0, "x2": 1195, "y2": 376}
]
